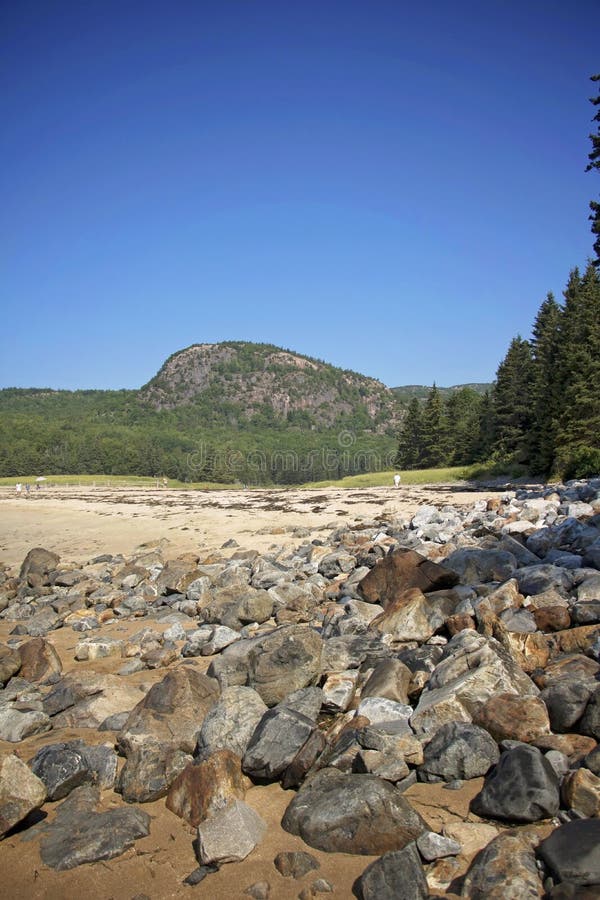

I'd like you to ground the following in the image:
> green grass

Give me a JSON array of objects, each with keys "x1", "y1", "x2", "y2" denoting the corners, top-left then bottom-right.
[
  {"x1": 299, "y1": 466, "x2": 477, "y2": 489},
  {"x1": 0, "y1": 473, "x2": 237, "y2": 490}
]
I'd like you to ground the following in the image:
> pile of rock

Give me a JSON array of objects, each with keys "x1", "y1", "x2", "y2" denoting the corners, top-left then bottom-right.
[{"x1": 1, "y1": 477, "x2": 600, "y2": 896}]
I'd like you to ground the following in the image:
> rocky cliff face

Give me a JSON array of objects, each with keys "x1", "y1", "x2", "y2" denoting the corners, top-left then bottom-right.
[{"x1": 139, "y1": 342, "x2": 402, "y2": 431}]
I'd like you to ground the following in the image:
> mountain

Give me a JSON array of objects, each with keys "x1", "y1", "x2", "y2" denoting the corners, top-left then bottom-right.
[
  {"x1": 391, "y1": 383, "x2": 493, "y2": 404},
  {"x1": 140, "y1": 342, "x2": 402, "y2": 431}
]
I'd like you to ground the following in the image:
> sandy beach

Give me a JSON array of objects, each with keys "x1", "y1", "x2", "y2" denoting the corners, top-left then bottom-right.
[{"x1": 0, "y1": 484, "x2": 492, "y2": 569}]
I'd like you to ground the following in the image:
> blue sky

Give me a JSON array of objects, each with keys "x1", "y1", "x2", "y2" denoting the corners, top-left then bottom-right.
[{"x1": 2, "y1": 0, "x2": 598, "y2": 390}]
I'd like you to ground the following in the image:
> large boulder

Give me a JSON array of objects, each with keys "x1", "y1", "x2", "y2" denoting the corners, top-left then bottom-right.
[
  {"x1": 0, "y1": 752, "x2": 46, "y2": 837},
  {"x1": 419, "y1": 722, "x2": 499, "y2": 783},
  {"x1": 282, "y1": 768, "x2": 427, "y2": 854},
  {"x1": 116, "y1": 667, "x2": 219, "y2": 755},
  {"x1": 537, "y1": 819, "x2": 600, "y2": 887},
  {"x1": 195, "y1": 799, "x2": 266, "y2": 865},
  {"x1": 19, "y1": 547, "x2": 60, "y2": 580},
  {"x1": 357, "y1": 844, "x2": 429, "y2": 899},
  {"x1": 116, "y1": 742, "x2": 190, "y2": 803},
  {"x1": 460, "y1": 829, "x2": 544, "y2": 899},
  {"x1": 445, "y1": 548, "x2": 517, "y2": 584},
  {"x1": 358, "y1": 549, "x2": 458, "y2": 608},
  {"x1": 410, "y1": 631, "x2": 538, "y2": 738},
  {"x1": 242, "y1": 705, "x2": 316, "y2": 782},
  {"x1": 17, "y1": 637, "x2": 62, "y2": 684},
  {"x1": 368, "y1": 587, "x2": 460, "y2": 642},
  {"x1": 471, "y1": 745, "x2": 560, "y2": 823},
  {"x1": 196, "y1": 686, "x2": 267, "y2": 758},
  {"x1": 166, "y1": 750, "x2": 250, "y2": 826},
  {"x1": 29, "y1": 742, "x2": 91, "y2": 801},
  {"x1": 247, "y1": 626, "x2": 322, "y2": 707},
  {"x1": 0, "y1": 644, "x2": 21, "y2": 686},
  {"x1": 474, "y1": 693, "x2": 551, "y2": 743},
  {"x1": 44, "y1": 672, "x2": 142, "y2": 730}
]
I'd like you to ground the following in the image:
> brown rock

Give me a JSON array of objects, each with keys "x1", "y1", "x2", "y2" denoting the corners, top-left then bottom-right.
[
  {"x1": 504, "y1": 631, "x2": 551, "y2": 673},
  {"x1": 552, "y1": 625, "x2": 600, "y2": 656},
  {"x1": 532, "y1": 606, "x2": 571, "y2": 632},
  {"x1": 561, "y1": 767, "x2": 600, "y2": 817},
  {"x1": 18, "y1": 637, "x2": 62, "y2": 684},
  {"x1": 360, "y1": 659, "x2": 412, "y2": 705},
  {"x1": 166, "y1": 750, "x2": 250, "y2": 826},
  {"x1": 0, "y1": 643, "x2": 21, "y2": 686},
  {"x1": 358, "y1": 549, "x2": 458, "y2": 608},
  {"x1": 446, "y1": 614, "x2": 476, "y2": 636},
  {"x1": 533, "y1": 734, "x2": 597, "y2": 764},
  {"x1": 157, "y1": 560, "x2": 204, "y2": 595},
  {"x1": 536, "y1": 654, "x2": 600, "y2": 688},
  {"x1": 19, "y1": 547, "x2": 60, "y2": 580},
  {"x1": 474, "y1": 692, "x2": 550, "y2": 744}
]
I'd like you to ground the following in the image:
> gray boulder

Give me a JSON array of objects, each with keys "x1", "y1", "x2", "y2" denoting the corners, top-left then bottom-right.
[
  {"x1": 445, "y1": 548, "x2": 517, "y2": 584},
  {"x1": 247, "y1": 625, "x2": 322, "y2": 707},
  {"x1": 471, "y1": 744, "x2": 560, "y2": 822},
  {"x1": 29, "y1": 742, "x2": 91, "y2": 801},
  {"x1": 116, "y1": 741, "x2": 190, "y2": 802},
  {"x1": 580, "y1": 686, "x2": 600, "y2": 740},
  {"x1": 419, "y1": 722, "x2": 499, "y2": 783},
  {"x1": 40, "y1": 785, "x2": 150, "y2": 870},
  {"x1": 356, "y1": 844, "x2": 428, "y2": 899},
  {"x1": 242, "y1": 705, "x2": 316, "y2": 781},
  {"x1": 196, "y1": 686, "x2": 267, "y2": 758},
  {"x1": 461, "y1": 829, "x2": 544, "y2": 899},
  {"x1": 537, "y1": 819, "x2": 600, "y2": 886},
  {"x1": 516, "y1": 565, "x2": 572, "y2": 596},
  {"x1": 282, "y1": 769, "x2": 426, "y2": 854},
  {"x1": 540, "y1": 679, "x2": 594, "y2": 733}
]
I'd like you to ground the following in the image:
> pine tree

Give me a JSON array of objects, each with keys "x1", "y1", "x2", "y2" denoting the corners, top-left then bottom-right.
[
  {"x1": 529, "y1": 292, "x2": 562, "y2": 474},
  {"x1": 445, "y1": 387, "x2": 482, "y2": 465},
  {"x1": 394, "y1": 398, "x2": 423, "y2": 469},
  {"x1": 555, "y1": 263, "x2": 600, "y2": 474},
  {"x1": 491, "y1": 337, "x2": 535, "y2": 464},
  {"x1": 420, "y1": 384, "x2": 450, "y2": 467},
  {"x1": 472, "y1": 390, "x2": 495, "y2": 462},
  {"x1": 586, "y1": 74, "x2": 600, "y2": 266}
]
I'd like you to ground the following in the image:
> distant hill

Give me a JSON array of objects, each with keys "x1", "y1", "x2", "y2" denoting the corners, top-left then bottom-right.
[
  {"x1": 391, "y1": 383, "x2": 492, "y2": 404},
  {"x1": 140, "y1": 342, "x2": 402, "y2": 432}
]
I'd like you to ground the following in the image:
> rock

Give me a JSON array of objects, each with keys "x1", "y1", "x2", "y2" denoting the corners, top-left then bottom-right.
[
  {"x1": 0, "y1": 752, "x2": 46, "y2": 837},
  {"x1": 17, "y1": 637, "x2": 62, "y2": 683},
  {"x1": 471, "y1": 744, "x2": 560, "y2": 822},
  {"x1": 360, "y1": 659, "x2": 412, "y2": 704},
  {"x1": 355, "y1": 747, "x2": 410, "y2": 782},
  {"x1": 39, "y1": 787, "x2": 150, "y2": 870},
  {"x1": 537, "y1": 819, "x2": 600, "y2": 886},
  {"x1": 281, "y1": 729, "x2": 327, "y2": 789},
  {"x1": 584, "y1": 745, "x2": 600, "y2": 776},
  {"x1": 356, "y1": 697, "x2": 413, "y2": 728},
  {"x1": 460, "y1": 829, "x2": 544, "y2": 899},
  {"x1": 201, "y1": 625, "x2": 241, "y2": 656},
  {"x1": 29, "y1": 742, "x2": 91, "y2": 801},
  {"x1": 0, "y1": 706, "x2": 51, "y2": 742},
  {"x1": 443, "y1": 821, "x2": 499, "y2": 858},
  {"x1": 358, "y1": 549, "x2": 458, "y2": 608},
  {"x1": 45, "y1": 671, "x2": 142, "y2": 729},
  {"x1": 0, "y1": 643, "x2": 22, "y2": 685},
  {"x1": 577, "y1": 575, "x2": 600, "y2": 602},
  {"x1": 157, "y1": 560, "x2": 203, "y2": 595},
  {"x1": 419, "y1": 722, "x2": 499, "y2": 783},
  {"x1": 117, "y1": 667, "x2": 219, "y2": 755},
  {"x1": 368, "y1": 587, "x2": 459, "y2": 642},
  {"x1": 281, "y1": 769, "x2": 426, "y2": 854},
  {"x1": 516, "y1": 565, "x2": 572, "y2": 596},
  {"x1": 75, "y1": 636, "x2": 124, "y2": 661},
  {"x1": 242, "y1": 705, "x2": 316, "y2": 781},
  {"x1": 571, "y1": 601, "x2": 600, "y2": 625},
  {"x1": 410, "y1": 631, "x2": 539, "y2": 738},
  {"x1": 534, "y1": 734, "x2": 597, "y2": 765},
  {"x1": 532, "y1": 605, "x2": 571, "y2": 632},
  {"x1": 197, "y1": 686, "x2": 268, "y2": 758},
  {"x1": 196, "y1": 799, "x2": 266, "y2": 865},
  {"x1": 356, "y1": 844, "x2": 429, "y2": 900},
  {"x1": 75, "y1": 742, "x2": 118, "y2": 789},
  {"x1": 116, "y1": 742, "x2": 190, "y2": 802},
  {"x1": 247, "y1": 626, "x2": 322, "y2": 707},
  {"x1": 474, "y1": 693, "x2": 551, "y2": 743},
  {"x1": 580, "y1": 686, "x2": 600, "y2": 740},
  {"x1": 321, "y1": 670, "x2": 358, "y2": 712},
  {"x1": 540, "y1": 680, "x2": 594, "y2": 733},
  {"x1": 166, "y1": 750, "x2": 250, "y2": 826},
  {"x1": 416, "y1": 831, "x2": 461, "y2": 861},
  {"x1": 445, "y1": 548, "x2": 517, "y2": 584},
  {"x1": 561, "y1": 767, "x2": 600, "y2": 817},
  {"x1": 19, "y1": 547, "x2": 60, "y2": 580},
  {"x1": 244, "y1": 881, "x2": 270, "y2": 899},
  {"x1": 274, "y1": 850, "x2": 320, "y2": 878}
]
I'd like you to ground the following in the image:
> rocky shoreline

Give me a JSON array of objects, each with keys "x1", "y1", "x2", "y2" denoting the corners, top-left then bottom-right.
[{"x1": 1, "y1": 479, "x2": 600, "y2": 897}]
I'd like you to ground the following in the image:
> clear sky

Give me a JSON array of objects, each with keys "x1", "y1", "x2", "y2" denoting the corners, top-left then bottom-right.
[{"x1": 2, "y1": 0, "x2": 599, "y2": 390}]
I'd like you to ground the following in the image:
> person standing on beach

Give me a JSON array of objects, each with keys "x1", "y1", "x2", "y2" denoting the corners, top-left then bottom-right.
[
  {"x1": 393, "y1": 473, "x2": 401, "y2": 488},
  {"x1": 16, "y1": 482, "x2": 22, "y2": 496}
]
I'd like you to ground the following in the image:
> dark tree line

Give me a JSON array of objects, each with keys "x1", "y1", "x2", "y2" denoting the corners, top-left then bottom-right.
[{"x1": 394, "y1": 264, "x2": 600, "y2": 479}]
